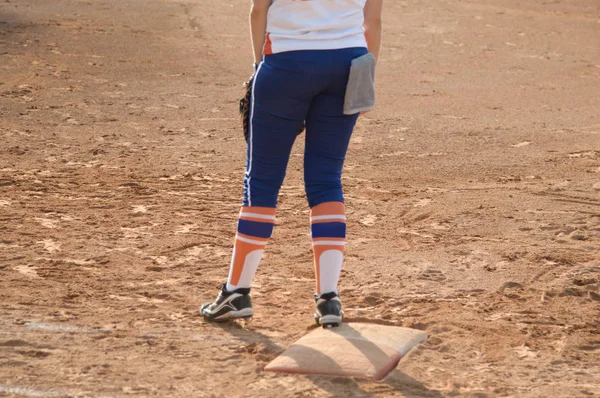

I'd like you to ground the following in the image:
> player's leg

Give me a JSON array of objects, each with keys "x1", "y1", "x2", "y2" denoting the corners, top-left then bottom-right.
[
  {"x1": 202, "y1": 58, "x2": 312, "y2": 321},
  {"x1": 305, "y1": 103, "x2": 358, "y2": 326},
  {"x1": 304, "y1": 47, "x2": 366, "y2": 326}
]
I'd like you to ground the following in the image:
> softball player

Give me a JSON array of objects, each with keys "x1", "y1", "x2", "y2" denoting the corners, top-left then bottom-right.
[{"x1": 201, "y1": 0, "x2": 383, "y2": 327}]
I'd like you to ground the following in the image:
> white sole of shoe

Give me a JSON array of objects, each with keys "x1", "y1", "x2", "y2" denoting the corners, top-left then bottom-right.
[
  {"x1": 318, "y1": 314, "x2": 342, "y2": 326},
  {"x1": 212, "y1": 307, "x2": 254, "y2": 321}
]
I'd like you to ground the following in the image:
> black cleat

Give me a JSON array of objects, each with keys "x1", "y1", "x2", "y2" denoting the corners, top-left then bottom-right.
[
  {"x1": 200, "y1": 284, "x2": 253, "y2": 322},
  {"x1": 314, "y1": 291, "x2": 343, "y2": 328}
]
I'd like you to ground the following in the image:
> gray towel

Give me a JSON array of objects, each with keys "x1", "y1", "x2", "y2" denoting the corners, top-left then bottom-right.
[{"x1": 343, "y1": 53, "x2": 376, "y2": 115}]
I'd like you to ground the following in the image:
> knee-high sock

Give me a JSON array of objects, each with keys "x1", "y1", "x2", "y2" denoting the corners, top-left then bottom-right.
[
  {"x1": 310, "y1": 202, "x2": 346, "y2": 295},
  {"x1": 226, "y1": 206, "x2": 276, "y2": 291}
]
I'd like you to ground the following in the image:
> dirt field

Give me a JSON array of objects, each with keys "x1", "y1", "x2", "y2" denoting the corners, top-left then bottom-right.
[{"x1": 1, "y1": 0, "x2": 599, "y2": 397}]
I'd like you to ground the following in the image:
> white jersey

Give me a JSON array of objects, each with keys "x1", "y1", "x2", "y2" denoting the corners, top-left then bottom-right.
[{"x1": 264, "y1": 0, "x2": 368, "y2": 55}]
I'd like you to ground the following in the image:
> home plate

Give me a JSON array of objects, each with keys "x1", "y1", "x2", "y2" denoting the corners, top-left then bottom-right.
[{"x1": 264, "y1": 323, "x2": 428, "y2": 381}]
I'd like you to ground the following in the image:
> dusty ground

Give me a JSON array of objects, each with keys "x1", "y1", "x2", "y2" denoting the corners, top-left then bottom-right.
[{"x1": 1, "y1": 0, "x2": 599, "y2": 397}]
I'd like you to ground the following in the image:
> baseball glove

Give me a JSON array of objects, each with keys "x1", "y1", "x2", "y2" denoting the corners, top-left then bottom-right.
[
  {"x1": 239, "y1": 74, "x2": 305, "y2": 143},
  {"x1": 239, "y1": 75, "x2": 254, "y2": 143}
]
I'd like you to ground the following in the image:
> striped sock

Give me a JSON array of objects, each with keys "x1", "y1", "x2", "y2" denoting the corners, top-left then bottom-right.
[
  {"x1": 310, "y1": 202, "x2": 346, "y2": 295},
  {"x1": 226, "y1": 206, "x2": 276, "y2": 291}
]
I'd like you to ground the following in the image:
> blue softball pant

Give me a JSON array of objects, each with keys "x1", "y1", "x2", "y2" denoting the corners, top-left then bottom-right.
[{"x1": 243, "y1": 47, "x2": 368, "y2": 208}]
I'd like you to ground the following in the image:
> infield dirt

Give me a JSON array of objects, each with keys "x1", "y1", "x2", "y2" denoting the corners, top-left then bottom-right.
[{"x1": 1, "y1": 0, "x2": 599, "y2": 397}]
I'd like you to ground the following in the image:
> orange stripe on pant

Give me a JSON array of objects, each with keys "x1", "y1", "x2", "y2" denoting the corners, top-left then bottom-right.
[
  {"x1": 310, "y1": 201, "x2": 346, "y2": 295},
  {"x1": 313, "y1": 244, "x2": 345, "y2": 295},
  {"x1": 229, "y1": 237, "x2": 266, "y2": 287},
  {"x1": 312, "y1": 237, "x2": 345, "y2": 243},
  {"x1": 240, "y1": 206, "x2": 277, "y2": 216},
  {"x1": 310, "y1": 202, "x2": 345, "y2": 217},
  {"x1": 226, "y1": 206, "x2": 276, "y2": 291}
]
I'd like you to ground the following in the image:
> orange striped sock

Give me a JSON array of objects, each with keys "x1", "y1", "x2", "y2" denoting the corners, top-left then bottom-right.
[
  {"x1": 226, "y1": 206, "x2": 276, "y2": 291},
  {"x1": 310, "y1": 202, "x2": 346, "y2": 295}
]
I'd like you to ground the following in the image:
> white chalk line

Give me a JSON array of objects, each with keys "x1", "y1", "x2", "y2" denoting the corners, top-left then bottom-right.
[
  {"x1": 1, "y1": 321, "x2": 245, "y2": 345},
  {"x1": 0, "y1": 385, "x2": 117, "y2": 398},
  {"x1": 24, "y1": 322, "x2": 110, "y2": 334},
  {"x1": 0, "y1": 385, "x2": 60, "y2": 397}
]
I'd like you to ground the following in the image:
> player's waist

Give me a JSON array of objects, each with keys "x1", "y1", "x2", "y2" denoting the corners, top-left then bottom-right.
[{"x1": 265, "y1": 32, "x2": 367, "y2": 55}]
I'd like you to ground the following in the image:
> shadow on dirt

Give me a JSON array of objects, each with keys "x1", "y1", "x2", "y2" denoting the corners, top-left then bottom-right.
[{"x1": 0, "y1": 4, "x2": 28, "y2": 35}]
